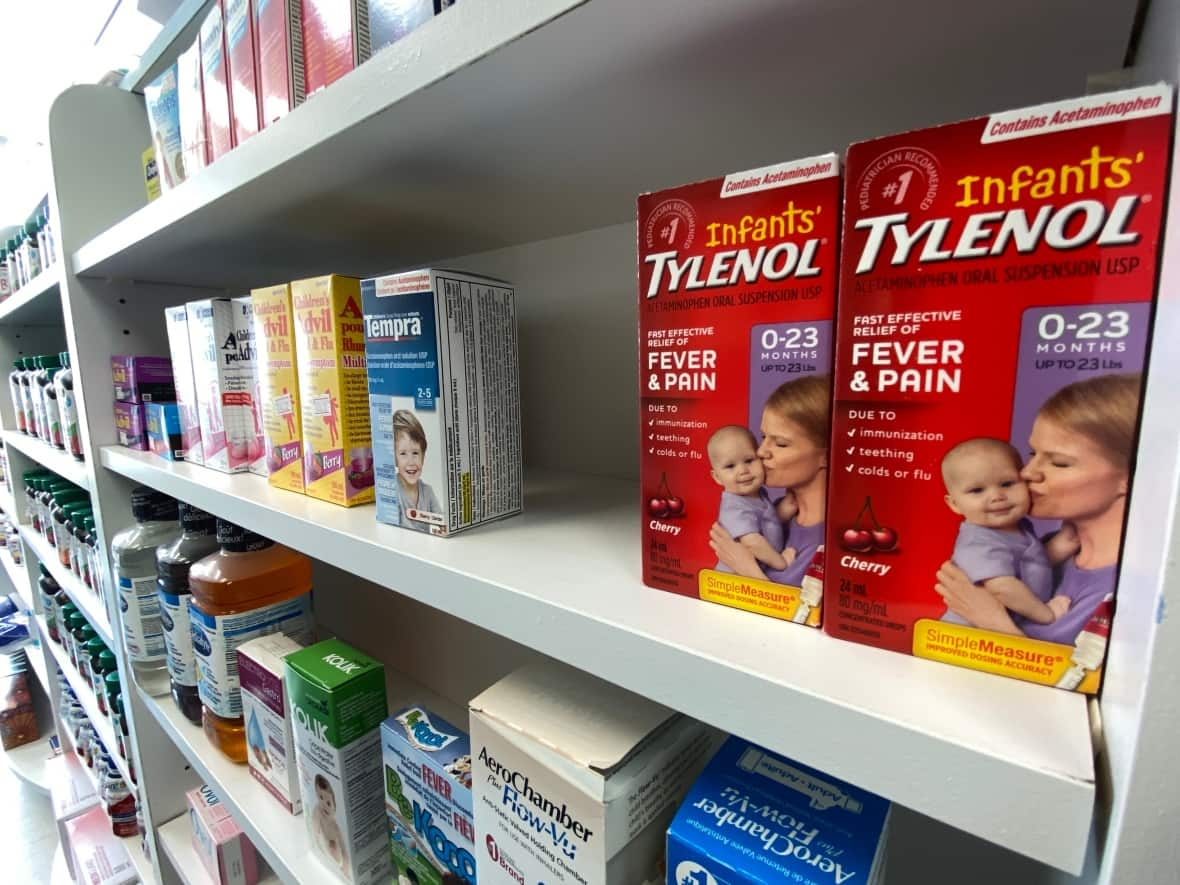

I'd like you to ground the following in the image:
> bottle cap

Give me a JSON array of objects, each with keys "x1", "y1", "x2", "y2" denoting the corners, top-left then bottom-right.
[
  {"x1": 179, "y1": 502, "x2": 216, "y2": 535},
  {"x1": 216, "y1": 519, "x2": 273, "y2": 552},
  {"x1": 130, "y1": 486, "x2": 179, "y2": 522}
]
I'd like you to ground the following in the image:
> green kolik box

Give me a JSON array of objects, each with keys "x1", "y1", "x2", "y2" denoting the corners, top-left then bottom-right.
[{"x1": 286, "y1": 638, "x2": 392, "y2": 885}]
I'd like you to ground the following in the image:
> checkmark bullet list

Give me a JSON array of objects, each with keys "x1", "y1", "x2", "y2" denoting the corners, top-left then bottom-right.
[
  {"x1": 648, "y1": 448, "x2": 655, "y2": 455},
  {"x1": 846, "y1": 445, "x2": 855, "y2": 455},
  {"x1": 847, "y1": 427, "x2": 857, "y2": 437},
  {"x1": 845, "y1": 463, "x2": 855, "y2": 473},
  {"x1": 648, "y1": 419, "x2": 655, "y2": 426}
]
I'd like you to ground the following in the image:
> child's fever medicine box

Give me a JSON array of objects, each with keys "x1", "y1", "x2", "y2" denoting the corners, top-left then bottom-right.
[
  {"x1": 824, "y1": 84, "x2": 1174, "y2": 693},
  {"x1": 251, "y1": 283, "x2": 305, "y2": 492},
  {"x1": 638, "y1": 155, "x2": 841, "y2": 626},
  {"x1": 187, "y1": 784, "x2": 261, "y2": 885},
  {"x1": 381, "y1": 705, "x2": 476, "y2": 884},
  {"x1": 301, "y1": 0, "x2": 371, "y2": 96},
  {"x1": 165, "y1": 304, "x2": 206, "y2": 465},
  {"x1": 362, "y1": 268, "x2": 521, "y2": 536},
  {"x1": 291, "y1": 274, "x2": 374, "y2": 506},
  {"x1": 200, "y1": 0, "x2": 234, "y2": 161},
  {"x1": 667, "y1": 737, "x2": 890, "y2": 885},
  {"x1": 233, "y1": 296, "x2": 268, "y2": 475},
  {"x1": 187, "y1": 297, "x2": 256, "y2": 473},
  {"x1": 254, "y1": 0, "x2": 305, "y2": 127},
  {"x1": 145, "y1": 401, "x2": 183, "y2": 461},
  {"x1": 238, "y1": 633, "x2": 304, "y2": 814}
]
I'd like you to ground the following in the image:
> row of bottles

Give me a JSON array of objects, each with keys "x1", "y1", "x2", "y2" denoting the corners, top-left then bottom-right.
[
  {"x1": 112, "y1": 489, "x2": 312, "y2": 763},
  {"x1": 23, "y1": 471, "x2": 102, "y2": 599},
  {"x1": 7, "y1": 353, "x2": 80, "y2": 458},
  {"x1": 0, "y1": 212, "x2": 56, "y2": 298}
]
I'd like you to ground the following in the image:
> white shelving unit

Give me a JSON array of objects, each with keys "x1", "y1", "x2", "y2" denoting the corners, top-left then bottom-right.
[
  {"x1": 21, "y1": 526, "x2": 113, "y2": 647},
  {"x1": 0, "y1": 729, "x2": 55, "y2": 794},
  {"x1": 3, "y1": 430, "x2": 91, "y2": 490},
  {"x1": 5, "y1": 0, "x2": 1180, "y2": 883},
  {"x1": 157, "y1": 813, "x2": 280, "y2": 885}
]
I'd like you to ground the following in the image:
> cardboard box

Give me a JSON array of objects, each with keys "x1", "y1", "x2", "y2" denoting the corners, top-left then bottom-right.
[
  {"x1": 187, "y1": 784, "x2": 261, "y2": 885},
  {"x1": 824, "y1": 83, "x2": 1174, "y2": 693},
  {"x1": 233, "y1": 296, "x2": 268, "y2": 475},
  {"x1": 239, "y1": 633, "x2": 304, "y2": 813},
  {"x1": 381, "y1": 705, "x2": 476, "y2": 884},
  {"x1": 251, "y1": 283, "x2": 304, "y2": 492},
  {"x1": 144, "y1": 62, "x2": 184, "y2": 191},
  {"x1": 470, "y1": 661, "x2": 720, "y2": 885},
  {"x1": 226, "y1": 0, "x2": 261, "y2": 145},
  {"x1": 637, "y1": 155, "x2": 841, "y2": 627},
  {"x1": 186, "y1": 297, "x2": 261, "y2": 473},
  {"x1": 145, "y1": 401, "x2": 184, "y2": 461},
  {"x1": 201, "y1": 0, "x2": 234, "y2": 160},
  {"x1": 291, "y1": 275, "x2": 373, "y2": 506},
  {"x1": 114, "y1": 401, "x2": 147, "y2": 450},
  {"x1": 667, "y1": 737, "x2": 890, "y2": 885},
  {"x1": 362, "y1": 268, "x2": 520, "y2": 535},
  {"x1": 48, "y1": 750, "x2": 97, "y2": 879},
  {"x1": 143, "y1": 147, "x2": 162, "y2": 201},
  {"x1": 254, "y1": 0, "x2": 305, "y2": 127},
  {"x1": 112, "y1": 355, "x2": 175, "y2": 404},
  {"x1": 301, "y1": 0, "x2": 371, "y2": 96},
  {"x1": 64, "y1": 804, "x2": 137, "y2": 885},
  {"x1": 178, "y1": 38, "x2": 210, "y2": 175},
  {"x1": 287, "y1": 638, "x2": 391, "y2": 884},
  {"x1": 165, "y1": 304, "x2": 206, "y2": 464}
]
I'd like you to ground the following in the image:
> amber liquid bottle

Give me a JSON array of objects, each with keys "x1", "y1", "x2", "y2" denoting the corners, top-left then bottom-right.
[{"x1": 189, "y1": 520, "x2": 313, "y2": 762}]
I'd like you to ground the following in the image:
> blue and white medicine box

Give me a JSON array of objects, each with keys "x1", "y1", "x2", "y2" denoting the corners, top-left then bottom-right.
[
  {"x1": 381, "y1": 705, "x2": 477, "y2": 884},
  {"x1": 667, "y1": 737, "x2": 890, "y2": 885}
]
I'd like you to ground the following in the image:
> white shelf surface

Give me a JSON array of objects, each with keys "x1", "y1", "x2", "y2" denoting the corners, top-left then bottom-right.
[
  {"x1": 3, "y1": 430, "x2": 91, "y2": 490},
  {"x1": 0, "y1": 543, "x2": 32, "y2": 609},
  {"x1": 40, "y1": 615, "x2": 134, "y2": 786},
  {"x1": 158, "y1": 814, "x2": 280, "y2": 885},
  {"x1": 104, "y1": 445, "x2": 1094, "y2": 872},
  {"x1": 0, "y1": 264, "x2": 61, "y2": 326},
  {"x1": 0, "y1": 729, "x2": 56, "y2": 794},
  {"x1": 22, "y1": 525, "x2": 113, "y2": 647},
  {"x1": 141, "y1": 690, "x2": 341, "y2": 885},
  {"x1": 71, "y1": 0, "x2": 1136, "y2": 289},
  {"x1": 50, "y1": 843, "x2": 70, "y2": 885}
]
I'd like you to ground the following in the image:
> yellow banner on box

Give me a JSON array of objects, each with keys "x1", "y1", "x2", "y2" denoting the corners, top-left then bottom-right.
[
  {"x1": 698, "y1": 569, "x2": 820, "y2": 626},
  {"x1": 913, "y1": 619, "x2": 1099, "y2": 693}
]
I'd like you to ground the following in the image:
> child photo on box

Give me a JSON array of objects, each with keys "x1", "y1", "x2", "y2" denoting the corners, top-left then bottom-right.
[
  {"x1": 936, "y1": 373, "x2": 1140, "y2": 645},
  {"x1": 311, "y1": 773, "x2": 348, "y2": 871},
  {"x1": 709, "y1": 375, "x2": 830, "y2": 586},
  {"x1": 391, "y1": 410, "x2": 442, "y2": 532}
]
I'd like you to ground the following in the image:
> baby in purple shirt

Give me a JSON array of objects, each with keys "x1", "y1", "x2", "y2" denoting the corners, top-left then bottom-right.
[
  {"x1": 708, "y1": 426, "x2": 797, "y2": 574},
  {"x1": 941, "y1": 438, "x2": 1078, "y2": 626}
]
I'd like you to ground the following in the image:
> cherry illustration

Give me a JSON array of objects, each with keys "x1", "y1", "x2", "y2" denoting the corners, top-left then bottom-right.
[
  {"x1": 647, "y1": 472, "x2": 685, "y2": 519},
  {"x1": 840, "y1": 496, "x2": 899, "y2": 553}
]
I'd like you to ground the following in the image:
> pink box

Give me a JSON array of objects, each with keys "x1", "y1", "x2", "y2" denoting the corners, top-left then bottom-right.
[
  {"x1": 64, "y1": 805, "x2": 137, "y2": 885},
  {"x1": 201, "y1": 0, "x2": 234, "y2": 160},
  {"x1": 187, "y1": 785, "x2": 260, "y2": 885},
  {"x1": 226, "y1": 0, "x2": 261, "y2": 145},
  {"x1": 254, "y1": 0, "x2": 304, "y2": 127}
]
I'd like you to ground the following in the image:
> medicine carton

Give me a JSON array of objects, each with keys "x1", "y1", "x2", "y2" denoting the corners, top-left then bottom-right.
[
  {"x1": 470, "y1": 661, "x2": 721, "y2": 885},
  {"x1": 177, "y1": 39, "x2": 209, "y2": 175},
  {"x1": 65, "y1": 805, "x2": 138, "y2": 885},
  {"x1": 361, "y1": 268, "x2": 521, "y2": 535},
  {"x1": 253, "y1": 0, "x2": 304, "y2": 127},
  {"x1": 49, "y1": 751, "x2": 100, "y2": 879},
  {"x1": 824, "y1": 84, "x2": 1174, "y2": 693},
  {"x1": 368, "y1": 0, "x2": 450, "y2": 54},
  {"x1": 201, "y1": 0, "x2": 234, "y2": 160},
  {"x1": 144, "y1": 63, "x2": 184, "y2": 191},
  {"x1": 638, "y1": 155, "x2": 841, "y2": 626},
  {"x1": 111, "y1": 355, "x2": 175, "y2": 403},
  {"x1": 233, "y1": 296, "x2": 268, "y2": 475},
  {"x1": 291, "y1": 274, "x2": 374, "y2": 506},
  {"x1": 114, "y1": 401, "x2": 147, "y2": 450},
  {"x1": 146, "y1": 401, "x2": 183, "y2": 460},
  {"x1": 251, "y1": 283, "x2": 305, "y2": 492},
  {"x1": 186, "y1": 297, "x2": 257, "y2": 472},
  {"x1": 287, "y1": 638, "x2": 392, "y2": 885},
  {"x1": 226, "y1": 0, "x2": 261, "y2": 145},
  {"x1": 239, "y1": 633, "x2": 304, "y2": 813},
  {"x1": 165, "y1": 304, "x2": 206, "y2": 464},
  {"x1": 381, "y1": 705, "x2": 476, "y2": 884},
  {"x1": 667, "y1": 737, "x2": 890, "y2": 885},
  {"x1": 302, "y1": 0, "x2": 371, "y2": 96},
  {"x1": 187, "y1": 784, "x2": 261, "y2": 885}
]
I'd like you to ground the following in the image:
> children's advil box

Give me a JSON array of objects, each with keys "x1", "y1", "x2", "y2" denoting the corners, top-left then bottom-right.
[
  {"x1": 251, "y1": 283, "x2": 305, "y2": 492},
  {"x1": 382, "y1": 705, "x2": 476, "y2": 884},
  {"x1": 667, "y1": 737, "x2": 890, "y2": 885},
  {"x1": 470, "y1": 661, "x2": 720, "y2": 885},
  {"x1": 824, "y1": 84, "x2": 1174, "y2": 693},
  {"x1": 638, "y1": 155, "x2": 841, "y2": 626},
  {"x1": 362, "y1": 268, "x2": 521, "y2": 535}
]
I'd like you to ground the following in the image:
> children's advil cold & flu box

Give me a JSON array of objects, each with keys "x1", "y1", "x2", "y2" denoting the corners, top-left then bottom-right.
[
  {"x1": 824, "y1": 84, "x2": 1174, "y2": 693},
  {"x1": 638, "y1": 155, "x2": 840, "y2": 625}
]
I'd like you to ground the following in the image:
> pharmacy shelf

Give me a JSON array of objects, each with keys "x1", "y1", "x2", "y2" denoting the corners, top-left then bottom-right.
[
  {"x1": 71, "y1": 0, "x2": 1134, "y2": 289},
  {"x1": 2, "y1": 430, "x2": 91, "y2": 490},
  {"x1": 120, "y1": 0, "x2": 214, "y2": 94},
  {"x1": 140, "y1": 690, "x2": 340, "y2": 885},
  {"x1": 40, "y1": 615, "x2": 134, "y2": 786},
  {"x1": 104, "y1": 446, "x2": 1093, "y2": 872},
  {"x1": 0, "y1": 729, "x2": 55, "y2": 795},
  {"x1": 25, "y1": 631, "x2": 49, "y2": 690},
  {"x1": 21, "y1": 525, "x2": 113, "y2": 647},
  {"x1": 0, "y1": 477, "x2": 16, "y2": 515},
  {"x1": 0, "y1": 543, "x2": 32, "y2": 609},
  {"x1": 0, "y1": 264, "x2": 61, "y2": 326},
  {"x1": 158, "y1": 814, "x2": 280, "y2": 885}
]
